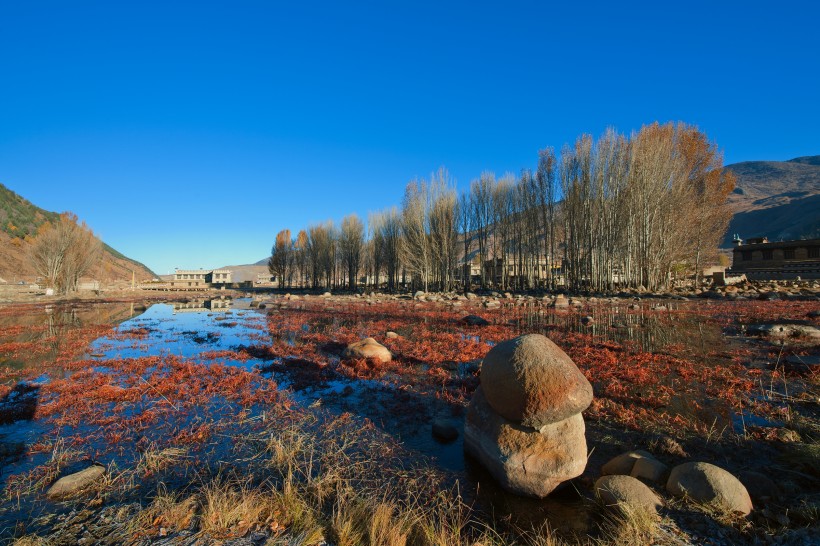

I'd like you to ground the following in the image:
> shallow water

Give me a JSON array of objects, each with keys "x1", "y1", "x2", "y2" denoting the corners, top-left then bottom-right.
[{"x1": 1, "y1": 297, "x2": 811, "y2": 537}]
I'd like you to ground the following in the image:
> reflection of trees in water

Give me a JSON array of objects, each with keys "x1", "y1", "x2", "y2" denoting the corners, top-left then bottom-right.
[
  {"x1": 518, "y1": 305, "x2": 725, "y2": 355},
  {"x1": 0, "y1": 303, "x2": 137, "y2": 375},
  {"x1": 45, "y1": 307, "x2": 81, "y2": 339}
]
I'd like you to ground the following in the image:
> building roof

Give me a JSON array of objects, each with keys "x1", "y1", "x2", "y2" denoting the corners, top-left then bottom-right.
[
  {"x1": 175, "y1": 269, "x2": 212, "y2": 274},
  {"x1": 734, "y1": 238, "x2": 820, "y2": 251}
]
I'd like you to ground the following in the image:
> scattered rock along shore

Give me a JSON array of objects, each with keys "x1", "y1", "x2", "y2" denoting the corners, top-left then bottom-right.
[{"x1": 3, "y1": 278, "x2": 819, "y2": 306}]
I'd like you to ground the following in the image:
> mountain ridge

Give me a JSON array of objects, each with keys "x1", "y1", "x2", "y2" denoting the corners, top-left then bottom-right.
[{"x1": 723, "y1": 155, "x2": 820, "y2": 245}]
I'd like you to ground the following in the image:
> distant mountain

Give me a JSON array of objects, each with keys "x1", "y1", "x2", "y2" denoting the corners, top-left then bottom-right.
[
  {"x1": 0, "y1": 183, "x2": 156, "y2": 283},
  {"x1": 723, "y1": 156, "x2": 820, "y2": 245},
  {"x1": 220, "y1": 263, "x2": 270, "y2": 283}
]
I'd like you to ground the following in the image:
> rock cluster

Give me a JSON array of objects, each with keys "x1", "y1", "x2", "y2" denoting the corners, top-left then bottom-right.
[
  {"x1": 464, "y1": 333, "x2": 592, "y2": 498},
  {"x1": 598, "y1": 450, "x2": 755, "y2": 517}
]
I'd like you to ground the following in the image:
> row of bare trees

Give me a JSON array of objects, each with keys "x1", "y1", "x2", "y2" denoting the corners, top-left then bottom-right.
[{"x1": 269, "y1": 122, "x2": 734, "y2": 293}]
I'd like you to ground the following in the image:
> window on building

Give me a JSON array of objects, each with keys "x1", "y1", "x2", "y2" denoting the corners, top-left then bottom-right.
[
  {"x1": 762, "y1": 250, "x2": 773, "y2": 260},
  {"x1": 741, "y1": 251, "x2": 752, "y2": 261},
  {"x1": 784, "y1": 249, "x2": 795, "y2": 260},
  {"x1": 809, "y1": 247, "x2": 820, "y2": 259}
]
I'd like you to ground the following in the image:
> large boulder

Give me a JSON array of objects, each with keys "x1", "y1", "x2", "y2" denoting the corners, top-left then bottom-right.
[
  {"x1": 343, "y1": 338, "x2": 392, "y2": 363},
  {"x1": 480, "y1": 334, "x2": 593, "y2": 428},
  {"x1": 595, "y1": 475, "x2": 663, "y2": 514},
  {"x1": 464, "y1": 387, "x2": 587, "y2": 498},
  {"x1": 666, "y1": 462, "x2": 753, "y2": 515}
]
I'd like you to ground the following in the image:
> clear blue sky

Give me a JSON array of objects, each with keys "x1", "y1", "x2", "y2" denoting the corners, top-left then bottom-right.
[{"x1": 1, "y1": 1, "x2": 818, "y2": 274}]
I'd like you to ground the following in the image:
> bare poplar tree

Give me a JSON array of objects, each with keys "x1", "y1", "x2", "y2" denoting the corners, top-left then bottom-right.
[
  {"x1": 535, "y1": 148, "x2": 558, "y2": 289},
  {"x1": 470, "y1": 173, "x2": 494, "y2": 288},
  {"x1": 306, "y1": 223, "x2": 333, "y2": 289},
  {"x1": 400, "y1": 180, "x2": 432, "y2": 292},
  {"x1": 268, "y1": 229, "x2": 293, "y2": 289},
  {"x1": 675, "y1": 127, "x2": 736, "y2": 286},
  {"x1": 339, "y1": 214, "x2": 364, "y2": 290},
  {"x1": 428, "y1": 168, "x2": 457, "y2": 292},
  {"x1": 294, "y1": 229, "x2": 309, "y2": 288},
  {"x1": 457, "y1": 192, "x2": 474, "y2": 290},
  {"x1": 380, "y1": 207, "x2": 402, "y2": 291}
]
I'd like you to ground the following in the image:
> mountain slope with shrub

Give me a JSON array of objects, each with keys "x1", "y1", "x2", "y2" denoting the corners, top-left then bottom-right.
[{"x1": 0, "y1": 183, "x2": 155, "y2": 284}]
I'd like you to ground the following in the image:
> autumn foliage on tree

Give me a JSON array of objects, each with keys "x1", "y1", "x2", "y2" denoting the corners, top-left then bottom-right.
[
  {"x1": 268, "y1": 229, "x2": 294, "y2": 289},
  {"x1": 28, "y1": 212, "x2": 103, "y2": 294}
]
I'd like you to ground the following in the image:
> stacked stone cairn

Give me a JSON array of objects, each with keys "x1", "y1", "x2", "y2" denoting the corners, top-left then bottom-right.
[{"x1": 465, "y1": 333, "x2": 593, "y2": 498}]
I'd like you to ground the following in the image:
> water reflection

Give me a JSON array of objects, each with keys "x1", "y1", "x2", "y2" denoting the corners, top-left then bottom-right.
[
  {"x1": 516, "y1": 304, "x2": 725, "y2": 355},
  {"x1": 88, "y1": 300, "x2": 264, "y2": 362},
  {"x1": 0, "y1": 302, "x2": 139, "y2": 374},
  {"x1": 172, "y1": 298, "x2": 233, "y2": 313}
]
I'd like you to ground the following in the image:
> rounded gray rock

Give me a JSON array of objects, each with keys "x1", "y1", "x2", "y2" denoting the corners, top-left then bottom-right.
[
  {"x1": 480, "y1": 334, "x2": 593, "y2": 427},
  {"x1": 666, "y1": 462, "x2": 753, "y2": 515},
  {"x1": 595, "y1": 475, "x2": 662, "y2": 513},
  {"x1": 601, "y1": 450, "x2": 654, "y2": 476}
]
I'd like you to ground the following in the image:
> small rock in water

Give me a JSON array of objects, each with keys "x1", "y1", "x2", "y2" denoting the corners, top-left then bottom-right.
[
  {"x1": 47, "y1": 464, "x2": 106, "y2": 499},
  {"x1": 461, "y1": 315, "x2": 490, "y2": 326},
  {"x1": 432, "y1": 419, "x2": 459, "y2": 442},
  {"x1": 343, "y1": 338, "x2": 392, "y2": 363}
]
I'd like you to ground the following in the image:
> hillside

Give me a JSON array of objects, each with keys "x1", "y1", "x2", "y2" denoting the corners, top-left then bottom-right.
[
  {"x1": 220, "y1": 264, "x2": 270, "y2": 283},
  {"x1": 0, "y1": 183, "x2": 156, "y2": 284},
  {"x1": 723, "y1": 155, "x2": 820, "y2": 245}
]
